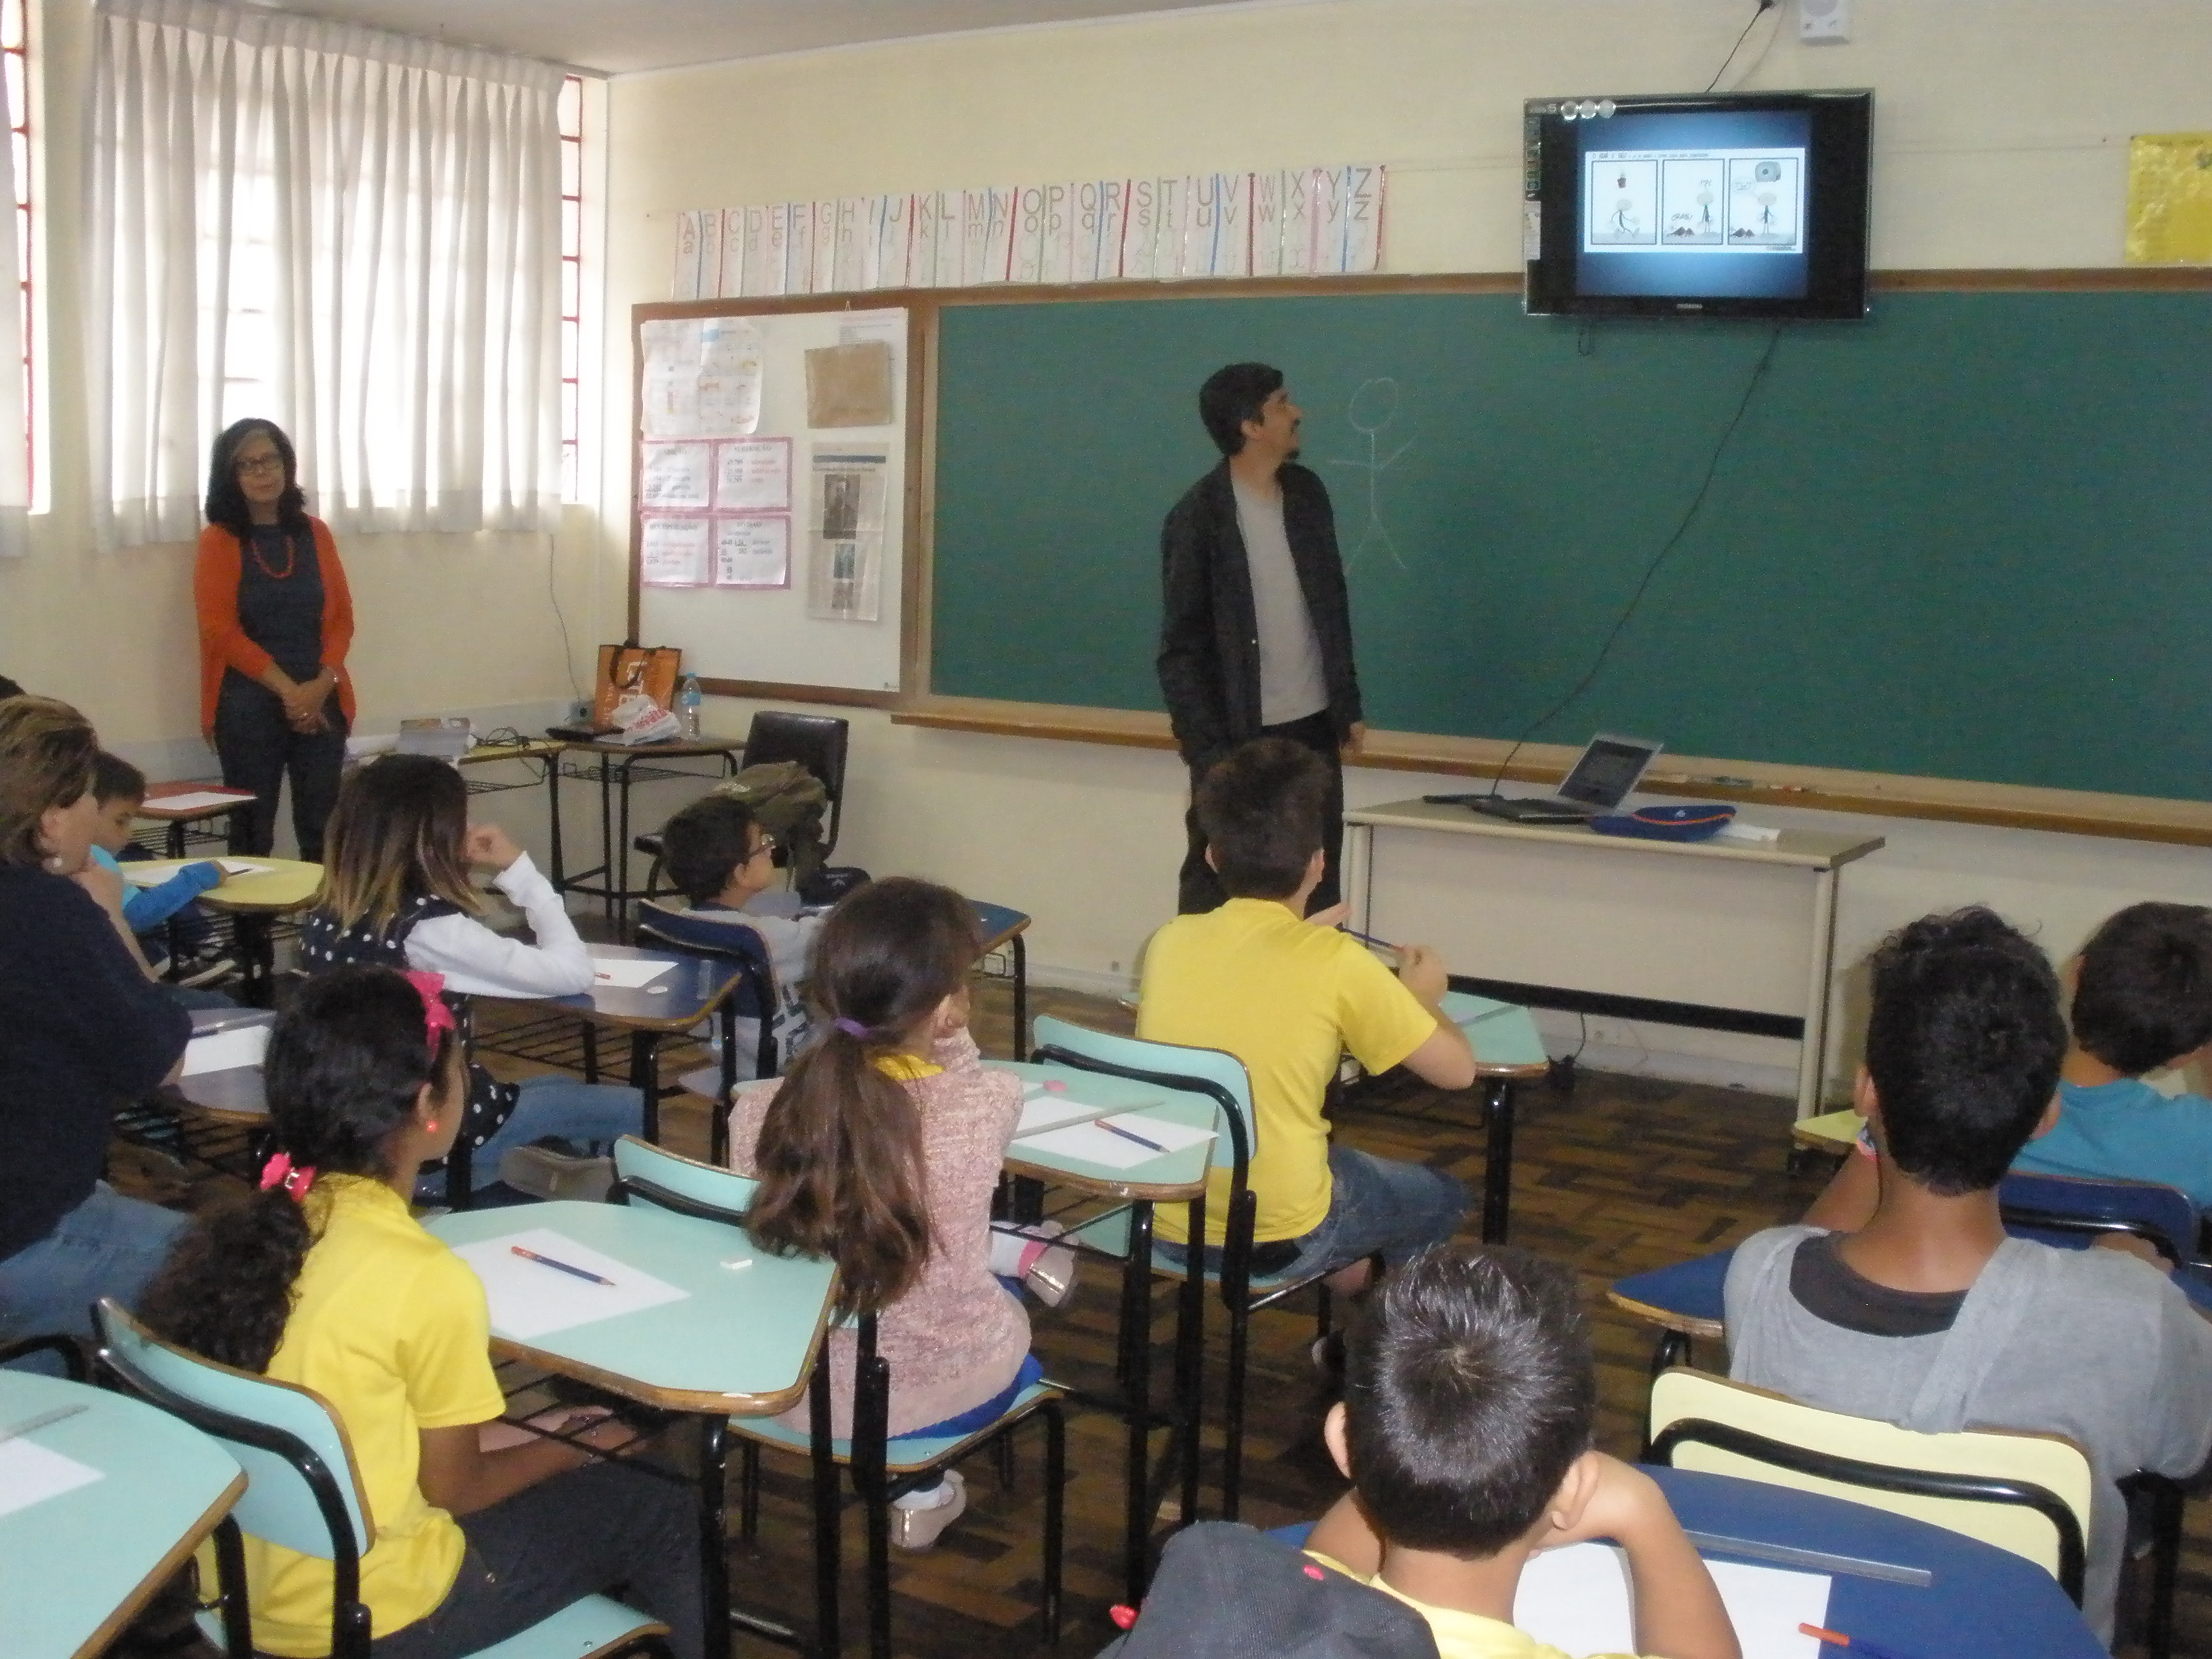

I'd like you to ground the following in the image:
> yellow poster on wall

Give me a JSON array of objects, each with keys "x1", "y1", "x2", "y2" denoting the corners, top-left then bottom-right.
[{"x1": 2125, "y1": 132, "x2": 2212, "y2": 264}]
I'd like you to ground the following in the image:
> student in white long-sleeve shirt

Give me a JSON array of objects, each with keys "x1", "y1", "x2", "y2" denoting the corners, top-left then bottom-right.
[{"x1": 299, "y1": 754, "x2": 640, "y2": 1195}]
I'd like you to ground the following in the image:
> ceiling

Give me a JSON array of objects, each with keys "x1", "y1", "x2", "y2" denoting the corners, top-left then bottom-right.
[{"x1": 246, "y1": 0, "x2": 1273, "y2": 76}]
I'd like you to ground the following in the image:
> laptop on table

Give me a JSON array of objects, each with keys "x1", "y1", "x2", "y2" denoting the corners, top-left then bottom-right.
[{"x1": 1465, "y1": 733, "x2": 1664, "y2": 823}]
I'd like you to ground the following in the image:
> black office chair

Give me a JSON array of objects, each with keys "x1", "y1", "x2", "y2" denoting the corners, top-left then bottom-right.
[{"x1": 635, "y1": 710, "x2": 850, "y2": 895}]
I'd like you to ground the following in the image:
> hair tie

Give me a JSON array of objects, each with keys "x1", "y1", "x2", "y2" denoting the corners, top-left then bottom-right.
[
  {"x1": 258, "y1": 1151, "x2": 316, "y2": 1202},
  {"x1": 833, "y1": 1017, "x2": 873, "y2": 1042},
  {"x1": 401, "y1": 969, "x2": 457, "y2": 1060}
]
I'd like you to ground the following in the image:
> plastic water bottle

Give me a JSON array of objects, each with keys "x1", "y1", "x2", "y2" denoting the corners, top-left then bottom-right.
[{"x1": 677, "y1": 674, "x2": 703, "y2": 739}]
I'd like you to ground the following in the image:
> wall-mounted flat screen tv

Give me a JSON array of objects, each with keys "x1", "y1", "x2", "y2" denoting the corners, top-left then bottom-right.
[{"x1": 1523, "y1": 89, "x2": 1872, "y2": 320}]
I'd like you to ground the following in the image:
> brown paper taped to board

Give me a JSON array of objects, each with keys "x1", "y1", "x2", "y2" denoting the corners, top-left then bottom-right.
[{"x1": 804, "y1": 341, "x2": 895, "y2": 428}]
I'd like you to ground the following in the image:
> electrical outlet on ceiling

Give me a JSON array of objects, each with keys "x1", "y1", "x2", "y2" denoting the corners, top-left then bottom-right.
[{"x1": 1799, "y1": 0, "x2": 1849, "y2": 42}]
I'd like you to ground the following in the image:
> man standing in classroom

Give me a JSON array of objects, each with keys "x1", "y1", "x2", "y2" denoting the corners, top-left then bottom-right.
[{"x1": 1159, "y1": 362, "x2": 1365, "y2": 914}]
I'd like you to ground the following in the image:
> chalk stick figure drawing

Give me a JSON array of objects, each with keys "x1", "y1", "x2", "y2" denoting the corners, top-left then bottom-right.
[{"x1": 1332, "y1": 376, "x2": 1412, "y2": 572}]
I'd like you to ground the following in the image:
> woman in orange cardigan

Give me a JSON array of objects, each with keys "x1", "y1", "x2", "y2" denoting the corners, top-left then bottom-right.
[{"x1": 193, "y1": 420, "x2": 356, "y2": 862}]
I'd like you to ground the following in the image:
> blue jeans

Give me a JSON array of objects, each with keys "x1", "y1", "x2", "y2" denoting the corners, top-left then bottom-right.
[
  {"x1": 420, "y1": 1078, "x2": 644, "y2": 1198},
  {"x1": 1156, "y1": 1143, "x2": 1470, "y2": 1282},
  {"x1": 0, "y1": 1183, "x2": 188, "y2": 1354}
]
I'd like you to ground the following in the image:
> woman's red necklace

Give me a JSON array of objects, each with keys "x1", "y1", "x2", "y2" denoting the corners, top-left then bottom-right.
[{"x1": 249, "y1": 525, "x2": 296, "y2": 580}]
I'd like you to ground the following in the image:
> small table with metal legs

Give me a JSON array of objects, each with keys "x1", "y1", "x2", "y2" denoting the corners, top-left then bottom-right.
[{"x1": 548, "y1": 737, "x2": 744, "y2": 930}]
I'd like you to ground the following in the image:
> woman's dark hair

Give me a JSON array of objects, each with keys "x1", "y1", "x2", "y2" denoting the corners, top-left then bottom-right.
[
  {"x1": 316, "y1": 754, "x2": 482, "y2": 935},
  {"x1": 204, "y1": 417, "x2": 308, "y2": 538},
  {"x1": 140, "y1": 968, "x2": 460, "y2": 1372},
  {"x1": 661, "y1": 793, "x2": 759, "y2": 907},
  {"x1": 1197, "y1": 361, "x2": 1284, "y2": 456},
  {"x1": 747, "y1": 878, "x2": 981, "y2": 1319},
  {"x1": 1864, "y1": 906, "x2": 2067, "y2": 1195},
  {"x1": 1340, "y1": 1244, "x2": 1596, "y2": 1557}
]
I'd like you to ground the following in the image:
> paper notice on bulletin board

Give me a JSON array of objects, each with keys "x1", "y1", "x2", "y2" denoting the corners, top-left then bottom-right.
[
  {"x1": 640, "y1": 515, "x2": 711, "y2": 587},
  {"x1": 715, "y1": 515, "x2": 791, "y2": 589},
  {"x1": 641, "y1": 316, "x2": 764, "y2": 438},
  {"x1": 714, "y1": 438, "x2": 792, "y2": 512},
  {"x1": 2126, "y1": 132, "x2": 2212, "y2": 264},
  {"x1": 640, "y1": 441, "x2": 712, "y2": 510},
  {"x1": 807, "y1": 451, "x2": 886, "y2": 623}
]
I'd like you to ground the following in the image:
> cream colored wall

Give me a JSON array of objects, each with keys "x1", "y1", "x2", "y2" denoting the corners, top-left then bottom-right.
[
  {"x1": 601, "y1": 1, "x2": 2212, "y2": 1099},
  {"x1": 0, "y1": 1, "x2": 606, "y2": 779}
]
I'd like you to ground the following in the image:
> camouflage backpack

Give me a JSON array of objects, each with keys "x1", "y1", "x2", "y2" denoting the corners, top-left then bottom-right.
[{"x1": 709, "y1": 761, "x2": 829, "y2": 883}]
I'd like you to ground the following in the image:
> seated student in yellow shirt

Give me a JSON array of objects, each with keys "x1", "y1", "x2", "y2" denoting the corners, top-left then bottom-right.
[
  {"x1": 1139, "y1": 737, "x2": 1477, "y2": 1290},
  {"x1": 140, "y1": 967, "x2": 701, "y2": 1659},
  {"x1": 1305, "y1": 1244, "x2": 1740, "y2": 1659}
]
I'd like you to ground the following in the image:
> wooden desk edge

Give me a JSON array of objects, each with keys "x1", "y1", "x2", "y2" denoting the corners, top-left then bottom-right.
[
  {"x1": 1471, "y1": 1059, "x2": 1553, "y2": 1080},
  {"x1": 71, "y1": 1469, "x2": 247, "y2": 1659},
  {"x1": 893, "y1": 697, "x2": 2212, "y2": 847},
  {"x1": 1604, "y1": 1291, "x2": 1725, "y2": 1341},
  {"x1": 488, "y1": 1325, "x2": 827, "y2": 1420},
  {"x1": 1002, "y1": 1153, "x2": 1210, "y2": 1204}
]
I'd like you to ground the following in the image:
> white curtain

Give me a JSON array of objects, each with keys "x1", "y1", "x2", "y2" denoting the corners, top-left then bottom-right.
[
  {"x1": 87, "y1": 0, "x2": 562, "y2": 549},
  {"x1": 0, "y1": 29, "x2": 27, "y2": 558}
]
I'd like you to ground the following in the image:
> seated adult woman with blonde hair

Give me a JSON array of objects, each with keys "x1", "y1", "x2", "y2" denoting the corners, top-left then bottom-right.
[{"x1": 0, "y1": 697, "x2": 192, "y2": 1347}]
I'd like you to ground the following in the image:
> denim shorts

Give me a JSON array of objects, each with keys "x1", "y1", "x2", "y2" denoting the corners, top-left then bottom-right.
[{"x1": 1155, "y1": 1143, "x2": 1470, "y2": 1282}]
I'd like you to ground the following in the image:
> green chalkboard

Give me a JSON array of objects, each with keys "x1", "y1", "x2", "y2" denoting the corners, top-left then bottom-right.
[{"x1": 931, "y1": 289, "x2": 2212, "y2": 802}]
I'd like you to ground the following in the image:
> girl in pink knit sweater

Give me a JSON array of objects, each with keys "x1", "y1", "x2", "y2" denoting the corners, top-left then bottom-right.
[{"x1": 727, "y1": 877, "x2": 1038, "y2": 1549}]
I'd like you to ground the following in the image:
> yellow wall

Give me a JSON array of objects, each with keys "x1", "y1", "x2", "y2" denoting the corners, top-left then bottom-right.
[
  {"x1": 0, "y1": 0, "x2": 607, "y2": 766},
  {"x1": 602, "y1": 1, "x2": 2212, "y2": 1097}
]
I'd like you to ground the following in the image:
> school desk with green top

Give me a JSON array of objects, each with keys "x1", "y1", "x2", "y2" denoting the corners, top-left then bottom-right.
[
  {"x1": 1439, "y1": 990, "x2": 1559, "y2": 1244},
  {"x1": 426, "y1": 1196, "x2": 838, "y2": 1659},
  {"x1": 994, "y1": 1059, "x2": 1214, "y2": 1602},
  {"x1": 0, "y1": 1370, "x2": 245, "y2": 1659}
]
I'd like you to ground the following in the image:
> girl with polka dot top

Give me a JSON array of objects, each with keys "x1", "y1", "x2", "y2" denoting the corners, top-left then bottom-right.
[{"x1": 302, "y1": 754, "x2": 642, "y2": 1197}]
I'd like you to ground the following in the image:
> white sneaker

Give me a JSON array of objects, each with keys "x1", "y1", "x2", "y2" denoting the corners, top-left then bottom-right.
[{"x1": 889, "y1": 1469, "x2": 966, "y2": 1551}]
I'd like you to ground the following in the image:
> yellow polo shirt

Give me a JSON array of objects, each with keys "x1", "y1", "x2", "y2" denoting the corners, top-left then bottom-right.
[
  {"x1": 1306, "y1": 1554, "x2": 1647, "y2": 1659},
  {"x1": 244, "y1": 1175, "x2": 508, "y2": 1656},
  {"x1": 1138, "y1": 899, "x2": 1438, "y2": 1246}
]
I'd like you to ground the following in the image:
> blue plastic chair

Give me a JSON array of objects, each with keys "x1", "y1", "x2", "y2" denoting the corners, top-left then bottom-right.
[
  {"x1": 609, "y1": 1138, "x2": 1064, "y2": 1659},
  {"x1": 1029, "y1": 1014, "x2": 1343, "y2": 1526},
  {"x1": 94, "y1": 1300, "x2": 672, "y2": 1659}
]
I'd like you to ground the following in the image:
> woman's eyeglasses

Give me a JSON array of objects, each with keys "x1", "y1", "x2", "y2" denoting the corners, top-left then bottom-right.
[
  {"x1": 747, "y1": 833, "x2": 779, "y2": 863},
  {"x1": 233, "y1": 454, "x2": 285, "y2": 476}
]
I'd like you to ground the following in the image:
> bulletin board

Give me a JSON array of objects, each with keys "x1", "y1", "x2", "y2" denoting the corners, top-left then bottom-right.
[{"x1": 629, "y1": 302, "x2": 914, "y2": 703}]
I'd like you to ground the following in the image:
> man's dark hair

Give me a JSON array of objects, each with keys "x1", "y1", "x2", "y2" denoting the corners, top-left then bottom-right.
[
  {"x1": 1197, "y1": 361, "x2": 1284, "y2": 457},
  {"x1": 0, "y1": 673, "x2": 23, "y2": 701},
  {"x1": 1341, "y1": 1244, "x2": 1596, "y2": 1558},
  {"x1": 92, "y1": 750, "x2": 148, "y2": 806},
  {"x1": 2070, "y1": 901, "x2": 2212, "y2": 1076},
  {"x1": 1865, "y1": 906, "x2": 2067, "y2": 1194},
  {"x1": 1195, "y1": 737, "x2": 1326, "y2": 899},
  {"x1": 661, "y1": 793, "x2": 760, "y2": 907}
]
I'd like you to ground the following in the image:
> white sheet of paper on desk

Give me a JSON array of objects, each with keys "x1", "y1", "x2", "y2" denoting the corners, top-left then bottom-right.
[
  {"x1": 453, "y1": 1227, "x2": 691, "y2": 1339},
  {"x1": 1015, "y1": 1117, "x2": 1214, "y2": 1170},
  {"x1": 183, "y1": 1024, "x2": 270, "y2": 1078},
  {"x1": 122, "y1": 858, "x2": 268, "y2": 886},
  {"x1": 142, "y1": 790, "x2": 254, "y2": 813},
  {"x1": 1015, "y1": 1092, "x2": 1162, "y2": 1137},
  {"x1": 1513, "y1": 1541, "x2": 1826, "y2": 1659},
  {"x1": 590, "y1": 958, "x2": 676, "y2": 989},
  {"x1": 0, "y1": 1437, "x2": 103, "y2": 1519}
]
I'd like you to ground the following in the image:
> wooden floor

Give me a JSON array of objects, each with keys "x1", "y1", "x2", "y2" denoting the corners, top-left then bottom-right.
[{"x1": 114, "y1": 972, "x2": 2212, "y2": 1658}]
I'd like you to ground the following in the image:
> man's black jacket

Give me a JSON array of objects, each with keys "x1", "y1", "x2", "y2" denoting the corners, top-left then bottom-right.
[{"x1": 1155, "y1": 459, "x2": 1364, "y2": 771}]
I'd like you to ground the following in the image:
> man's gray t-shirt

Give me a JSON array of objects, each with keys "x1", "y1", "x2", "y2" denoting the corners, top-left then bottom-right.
[
  {"x1": 1725, "y1": 1225, "x2": 2212, "y2": 1644},
  {"x1": 1232, "y1": 477, "x2": 1328, "y2": 727}
]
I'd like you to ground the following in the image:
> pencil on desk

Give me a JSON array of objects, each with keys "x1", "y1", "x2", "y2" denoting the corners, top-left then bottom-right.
[
  {"x1": 510, "y1": 1245, "x2": 617, "y2": 1286},
  {"x1": 1096, "y1": 1118, "x2": 1166, "y2": 1154},
  {"x1": 1801, "y1": 1624, "x2": 1919, "y2": 1659}
]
